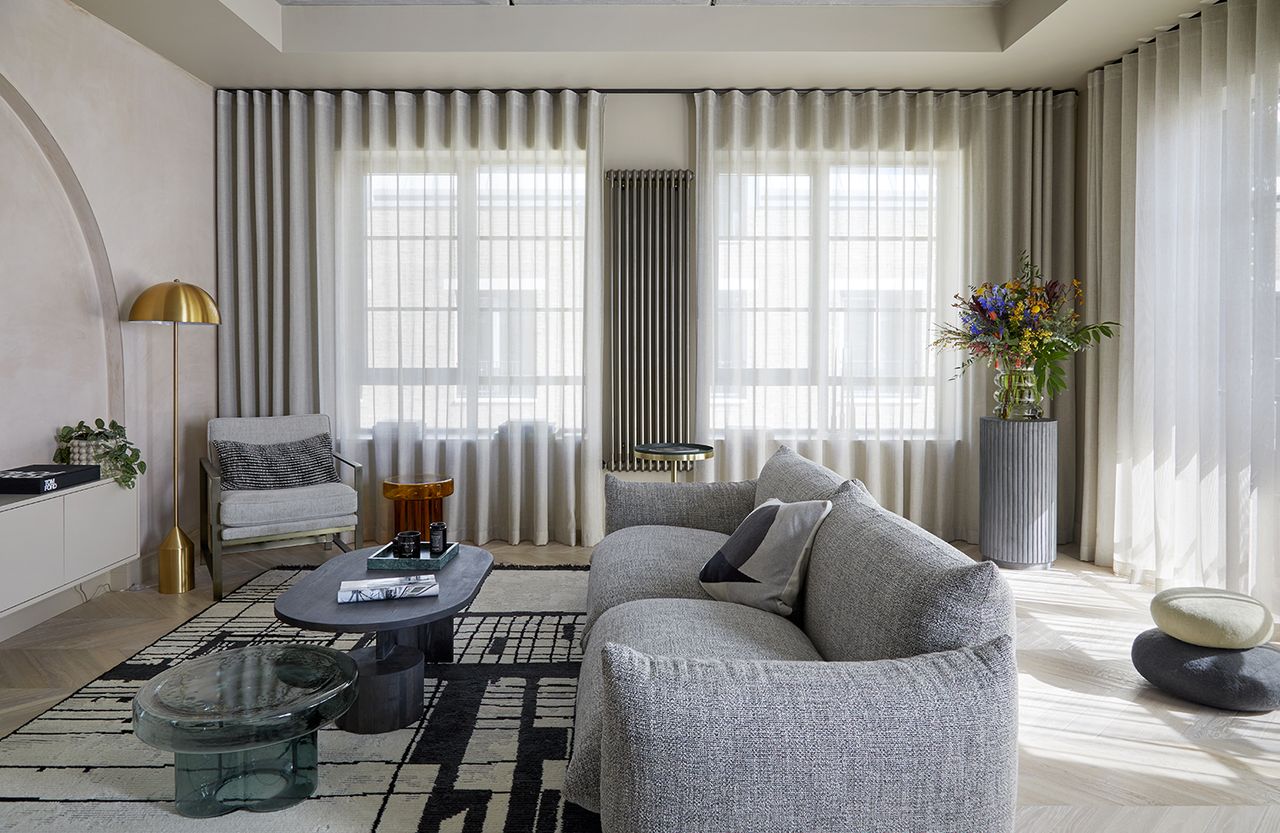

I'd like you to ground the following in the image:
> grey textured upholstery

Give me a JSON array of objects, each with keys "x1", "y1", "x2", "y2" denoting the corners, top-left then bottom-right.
[
  {"x1": 803, "y1": 481, "x2": 1014, "y2": 661},
  {"x1": 605, "y1": 475, "x2": 756, "y2": 536},
  {"x1": 565, "y1": 598, "x2": 822, "y2": 814},
  {"x1": 582, "y1": 525, "x2": 724, "y2": 639},
  {"x1": 598, "y1": 637, "x2": 1018, "y2": 833},
  {"x1": 219, "y1": 482, "x2": 357, "y2": 526},
  {"x1": 570, "y1": 446, "x2": 1018, "y2": 828},
  {"x1": 221, "y1": 515, "x2": 358, "y2": 542},
  {"x1": 208, "y1": 414, "x2": 333, "y2": 447},
  {"x1": 754, "y1": 445, "x2": 847, "y2": 506}
]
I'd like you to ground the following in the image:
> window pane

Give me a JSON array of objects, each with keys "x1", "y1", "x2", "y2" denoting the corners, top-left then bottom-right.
[{"x1": 711, "y1": 161, "x2": 942, "y2": 438}]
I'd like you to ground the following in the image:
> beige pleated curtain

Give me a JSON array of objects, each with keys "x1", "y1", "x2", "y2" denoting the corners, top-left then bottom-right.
[
  {"x1": 695, "y1": 89, "x2": 1078, "y2": 542},
  {"x1": 216, "y1": 90, "x2": 607, "y2": 547},
  {"x1": 1079, "y1": 0, "x2": 1279, "y2": 607}
]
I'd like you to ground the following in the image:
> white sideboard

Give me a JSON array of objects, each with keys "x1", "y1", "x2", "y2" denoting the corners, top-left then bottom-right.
[{"x1": 0, "y1": 479, "x2": 140, "y2": 622}]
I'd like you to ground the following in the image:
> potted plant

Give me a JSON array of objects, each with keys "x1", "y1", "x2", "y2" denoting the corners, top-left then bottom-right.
[
  {"x1": 932, "y1": 253, "x2": 1117, "y2": 419},
  {"x1": 53, "y1": 418, "x2": 147, "y2": 489}
]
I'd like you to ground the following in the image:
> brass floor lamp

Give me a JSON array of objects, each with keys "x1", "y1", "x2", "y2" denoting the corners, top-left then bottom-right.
[{"x1": 128, "y1": 280, "x2": 221, "y2": 594}]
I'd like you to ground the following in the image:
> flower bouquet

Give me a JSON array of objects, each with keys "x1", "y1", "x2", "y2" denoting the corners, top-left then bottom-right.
[{"x1": 932, "y1": 253, "x2": 1116, "y2": 420}]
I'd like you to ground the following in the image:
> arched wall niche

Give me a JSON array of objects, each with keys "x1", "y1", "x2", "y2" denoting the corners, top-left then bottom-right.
[{"x1": 0, "y1": 69, "x2": 124, "y2": 466}]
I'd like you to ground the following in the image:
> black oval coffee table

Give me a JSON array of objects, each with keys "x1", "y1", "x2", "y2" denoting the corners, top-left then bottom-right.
[{"x1": 274, "y1": 544, "x2": 493, "y2": 734}]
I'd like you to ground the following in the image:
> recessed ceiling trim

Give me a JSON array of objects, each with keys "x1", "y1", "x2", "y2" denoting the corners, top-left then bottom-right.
[
  {"x1": 276, "y1": 0, "x2": 1009, "y2": 5},
  {"x1": 219, "y1": 0, "x2": 284, "y2": 48},
  {"x1": 281, "y1": 5, "x2": 1001, "y2": 52}
]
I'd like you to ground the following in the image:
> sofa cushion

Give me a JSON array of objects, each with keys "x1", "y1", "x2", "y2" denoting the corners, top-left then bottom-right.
[
  {"x1": 1150, "y1": 587, "x2": 1274, "y2": 650},
  {"x1": 565, "y1": 598, "x2": 822, "y2": 814},
  {"x1": 700, "y1": 497, "x2": 833, "y2": 617},
  {"x1": 802, "y1": 482, "x2": 1014, "y2": 661},
  {"x1": 754, "y1": 445, "x2": 848, "y2": 506},
  {"x1": 582, "y1": 525, "x2": 725, "y2": 639},
  {"x1": 605, "y1": 475, "x2": 757, "y2": 536},
  {"x1": 220, "y1": 482, "x2": 358, "y2": 527},
  {"x1": 599, "y1": 637, "x2": 1018, "y2": 833}
]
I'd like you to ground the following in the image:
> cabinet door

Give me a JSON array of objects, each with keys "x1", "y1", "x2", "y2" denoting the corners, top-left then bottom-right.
[
  {"x1": 0, "y1": 497, "x2": 64, "y2": 613},
  {"x1": 64, "y1": 483, "x2": 139, "y2": 582}
]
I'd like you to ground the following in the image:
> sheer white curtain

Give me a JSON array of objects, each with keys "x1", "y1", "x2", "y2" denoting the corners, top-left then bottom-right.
[
  {"x1": 695, "y1": 90, "x2": 1077, "y2": 541},
  {"x1": 328, "y1": 90, "x2": 606, "y2": 547},
  {"x1": 1080, "y1": 0, "x2": 1280, "y2": 607}
]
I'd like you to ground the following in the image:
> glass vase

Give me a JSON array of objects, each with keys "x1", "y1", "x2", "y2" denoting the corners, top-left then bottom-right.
[{"x1": 993, "y1": 364, "x2": 1043, "y2": 420}]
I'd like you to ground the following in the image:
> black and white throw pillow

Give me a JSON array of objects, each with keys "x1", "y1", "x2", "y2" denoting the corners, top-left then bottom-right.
[
  {"x1": 213, "y1": 433, "x2": 340, "y2": 491},
  {"x1": 699, "y1": 497, "x2": 834, "y2": 617}
]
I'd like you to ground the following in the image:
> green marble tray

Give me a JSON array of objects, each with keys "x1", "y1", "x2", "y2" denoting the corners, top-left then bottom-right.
[{"x1": 367, "y1": 541, "x2": 459, "y2": 572}]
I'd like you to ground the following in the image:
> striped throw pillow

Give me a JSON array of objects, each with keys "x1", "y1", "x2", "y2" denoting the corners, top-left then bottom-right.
[
  {"x1": 699, "y1": 497, "x2": 834, "y2": 617},
  {"x1": 213, "y1": 433, "x2": 340, "y2": 491}
]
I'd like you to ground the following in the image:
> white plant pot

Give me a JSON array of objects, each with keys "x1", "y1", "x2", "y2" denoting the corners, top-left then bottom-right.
[{"x1": 68, "y1": 439, "x2": 126, "y2": 484}]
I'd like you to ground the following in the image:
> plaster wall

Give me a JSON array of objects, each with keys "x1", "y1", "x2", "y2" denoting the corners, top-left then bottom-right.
[{"x1": 0, "y1": 0, "x2": 216, "y2": 590}]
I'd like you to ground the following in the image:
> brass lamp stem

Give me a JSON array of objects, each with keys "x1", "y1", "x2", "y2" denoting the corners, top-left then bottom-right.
[
  {"x1": 173, "y1": 323, "x2": 180, "y2": 532},
  {"x1": 157, "y1": 322, "x2": 194, "y2": 594}
]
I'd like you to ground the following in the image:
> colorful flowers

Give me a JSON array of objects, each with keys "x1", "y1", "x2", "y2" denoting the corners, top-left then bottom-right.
[{"x1": 932, "y1": 253, "x2": 1117, "y2": 401}]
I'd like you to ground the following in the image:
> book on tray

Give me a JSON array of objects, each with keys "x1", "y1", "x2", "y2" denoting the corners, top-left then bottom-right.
[{"x1": 337, "y1": 574, "x2": 439, "y2": 604}]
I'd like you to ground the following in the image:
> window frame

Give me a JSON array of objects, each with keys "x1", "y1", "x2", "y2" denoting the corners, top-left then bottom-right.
[
  {"x1": 710, "y1": 150, "x2": 953, "y2": 438},
  {"x1": 353, "y1": 153, "x2": 588, "y2": 433}
]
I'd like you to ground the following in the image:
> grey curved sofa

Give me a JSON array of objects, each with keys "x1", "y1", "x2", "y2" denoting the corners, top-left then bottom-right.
[{"x1": 565, "y1": 447, "x2": 1018, "y2": 833}]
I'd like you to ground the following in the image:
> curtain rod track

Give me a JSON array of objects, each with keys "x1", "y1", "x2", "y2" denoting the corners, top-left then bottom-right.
[{"x1": 217, "y1": 86, "x2": 1077, "y2": 96}]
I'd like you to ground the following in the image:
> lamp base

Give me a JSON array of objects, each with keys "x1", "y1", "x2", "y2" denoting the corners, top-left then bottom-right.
[{"x1": 159, "y1": 525, "x2": 195, "y2": 594}]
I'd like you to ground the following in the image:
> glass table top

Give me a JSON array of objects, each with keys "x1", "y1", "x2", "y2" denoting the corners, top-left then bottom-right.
[{"x1": 134, "y1": 645, "x2": 358, "y2": 753}]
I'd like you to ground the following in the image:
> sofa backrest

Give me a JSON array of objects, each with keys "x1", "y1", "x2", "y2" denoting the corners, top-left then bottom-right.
[
  {"x1": 801, "y1": 483, "x2": 1014, "y2": 662},
  {"x1": 755, "y1": 446, "x2": 848, "y2": 506}
]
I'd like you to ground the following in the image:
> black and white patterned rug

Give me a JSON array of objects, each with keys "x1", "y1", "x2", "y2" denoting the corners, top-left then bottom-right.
[{"x1": 0, "y1": 566, "x2": 601, "y2": 833}]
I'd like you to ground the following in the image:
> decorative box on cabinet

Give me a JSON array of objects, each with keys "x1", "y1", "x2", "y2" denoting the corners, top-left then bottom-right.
[{"x1": 0, "y1": 479, "x2": 140, "y2": 620}]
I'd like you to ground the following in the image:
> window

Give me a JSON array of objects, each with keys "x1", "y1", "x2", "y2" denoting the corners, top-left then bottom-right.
[
  {"x1": 357, "y1": 163, "x2": 586, "y2": 434},
  {"x1": 712, "y1": 159, "x2": 945, "y2": 437}
]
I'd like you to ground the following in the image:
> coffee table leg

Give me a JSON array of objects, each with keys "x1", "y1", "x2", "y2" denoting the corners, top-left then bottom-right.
[
  {"x1": 337, "y1": 632, "x2": 424, "y2": 734},
  {"x1": 419, "y1": 616, "x2": 454, "y2": 663},
  {"x1": 172, "y1": 732, "x2": 318, "y2": 817}
]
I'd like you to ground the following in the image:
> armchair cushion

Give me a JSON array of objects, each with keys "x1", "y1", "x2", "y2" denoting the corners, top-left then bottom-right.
[
  {"x1": 221, "y1": 515, "x2": 357, "y2": 542},
  {"x1": 212, "y1": 433, "x2": 339, "y2": 491},
  {"x1": 220, "y1": 482, "x2": 357, "y2": 527}
]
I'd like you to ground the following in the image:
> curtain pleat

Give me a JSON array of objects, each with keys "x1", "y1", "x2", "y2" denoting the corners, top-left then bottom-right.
[
  {"x1": 1080, "y1": 0, "x2": 1279, "y2": 608},
  {"x1": 216, "y1": 89, "x2": 606, "y2": 547},
  {"x1": 695, "y1": 89, "x2": 1076, "y2": 542}
]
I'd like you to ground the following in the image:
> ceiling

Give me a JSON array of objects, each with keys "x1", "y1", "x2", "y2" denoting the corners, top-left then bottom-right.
[{"x1": 69, "y1": 0, "x2": 1206, "y2": 89}]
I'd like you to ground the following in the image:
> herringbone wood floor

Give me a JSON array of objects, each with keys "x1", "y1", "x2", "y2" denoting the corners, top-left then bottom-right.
[{"x1": 0, "y1": 540, "x2": 1275, "y2": 832}]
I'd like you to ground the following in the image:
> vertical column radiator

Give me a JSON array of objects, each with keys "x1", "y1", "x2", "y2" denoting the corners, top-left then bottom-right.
[{"x1": 604, "y1": 170, "x2": 695, "y2": 472}]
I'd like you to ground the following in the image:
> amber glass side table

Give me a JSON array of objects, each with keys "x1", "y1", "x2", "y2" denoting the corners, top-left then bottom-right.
[{"x1": 382, "y1": 473, "x2": 454, "y2": 534}]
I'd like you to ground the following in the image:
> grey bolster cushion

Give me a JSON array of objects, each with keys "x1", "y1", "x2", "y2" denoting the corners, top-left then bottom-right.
[
  {"x1": 598, "y1": 637, "x2": 1019, "y2": 833},
  {"x1": 604, "y1": 475, "x2": 758, "y2": 536}
]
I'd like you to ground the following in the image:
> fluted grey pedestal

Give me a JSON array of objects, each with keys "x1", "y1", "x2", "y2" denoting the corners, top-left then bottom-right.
[{"x1": 979, "y1": 417, "x2": 1057, "y2": 570}]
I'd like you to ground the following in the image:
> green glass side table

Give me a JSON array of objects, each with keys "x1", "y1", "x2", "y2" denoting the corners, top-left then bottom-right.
[{"x1": 133, "y1": 644, "x2": 358, "y2": 818}]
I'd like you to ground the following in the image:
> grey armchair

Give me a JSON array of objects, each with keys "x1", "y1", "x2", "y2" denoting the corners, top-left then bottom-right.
[{"x1": 200, "y1": 415, "x2": 363, "y2": 600}]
